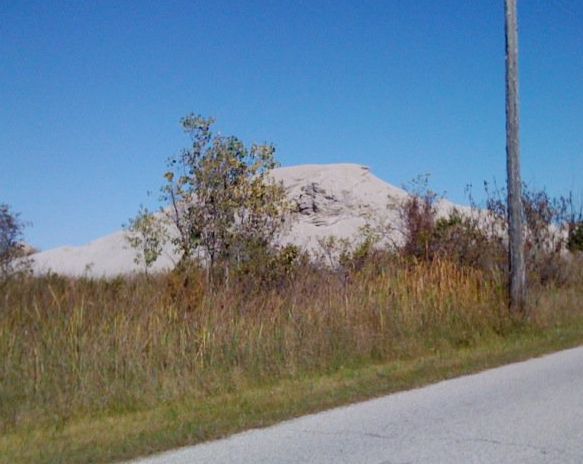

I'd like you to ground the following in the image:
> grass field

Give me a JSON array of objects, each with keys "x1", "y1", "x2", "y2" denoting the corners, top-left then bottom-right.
[{"x1": 1, "y1": 256, "x2": 582, "y2": 464}]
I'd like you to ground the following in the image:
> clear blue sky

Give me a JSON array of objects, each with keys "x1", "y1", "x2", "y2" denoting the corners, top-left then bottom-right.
[{"x1": 1, "y1": 0, "x2": 581, "y2": 250}]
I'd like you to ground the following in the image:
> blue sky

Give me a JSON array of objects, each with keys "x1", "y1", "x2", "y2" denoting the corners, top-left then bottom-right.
[{"x1": 1, "y1": 0, "x2": 581, "y2": 250}]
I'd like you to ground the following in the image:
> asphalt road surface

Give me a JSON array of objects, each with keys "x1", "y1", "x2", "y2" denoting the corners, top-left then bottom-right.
[{"x1": 130, "y1": 346, "x2": 583, "y2": 463}]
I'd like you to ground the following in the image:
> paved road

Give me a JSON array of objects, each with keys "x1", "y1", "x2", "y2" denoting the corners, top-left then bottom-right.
[{"x1": 131, "y1": 347, "x2": 583, "y2": 463}]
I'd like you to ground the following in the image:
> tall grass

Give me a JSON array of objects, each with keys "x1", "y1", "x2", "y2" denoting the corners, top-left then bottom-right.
[
  {"x1": 0, "y1": 255, "x2": 538, "y2": 436},
  {"x1": 3, "y1": 252, "x2": 583, "y2": 442}
]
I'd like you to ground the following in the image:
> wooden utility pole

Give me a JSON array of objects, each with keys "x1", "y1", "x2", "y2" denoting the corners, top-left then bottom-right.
[{"x1": 504, "y1": 0, "x2": 526, "y2": 313}]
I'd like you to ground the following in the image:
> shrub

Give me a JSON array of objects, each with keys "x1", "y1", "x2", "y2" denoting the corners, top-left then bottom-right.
[
  {"x1": 395, "y1": 177, "x2": 505, "y2": 275},
  {"x1": 233, "y1": 243, "x2": 307, "y2": 294},
  {"x1": 482, "y1": 182, "x2": 574, "y2": 286},
  {"x1": 398, "y1": 175, "x2": 438, "y2": 261},
  {"x1": 394, "y1": 177, "x2": 580, "y2": 287},
  {"x1": 432, "y1": 210, "x2": 505, "y2": 273},
  {"x1": 160, "y1": 114, "x2": 289, "y2": 284}
]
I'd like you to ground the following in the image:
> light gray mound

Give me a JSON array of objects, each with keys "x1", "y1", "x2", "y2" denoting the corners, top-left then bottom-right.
[{"x1": 29, "y1": 164, "x2": 463, "y2": 278}]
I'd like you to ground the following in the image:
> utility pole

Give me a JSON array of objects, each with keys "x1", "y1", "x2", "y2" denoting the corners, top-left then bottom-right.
[{"x1": 504, "y1": 0, "x2": 526, "y2": 313}]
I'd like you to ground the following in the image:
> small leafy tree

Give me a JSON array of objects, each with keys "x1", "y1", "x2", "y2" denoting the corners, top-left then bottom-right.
[
  {"x1": 124, "y1": 206, "x2": 166, "y2": 274},
  {"x1": 162, "y1": 114, "x2": 288, "y2": 283},
  {"x1": 0, "y1": 203, "x2": 30, "y2": 278}
]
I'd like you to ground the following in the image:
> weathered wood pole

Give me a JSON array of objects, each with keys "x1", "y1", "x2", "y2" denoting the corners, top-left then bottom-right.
[{"x1": 504, "y1": 0, "x2": 526, "y2": 313}]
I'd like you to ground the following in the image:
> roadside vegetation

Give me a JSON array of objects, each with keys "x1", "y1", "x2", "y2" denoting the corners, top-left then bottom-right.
[{"x1": 1, "y1": 116, "x2": 583, "y2": 464}]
